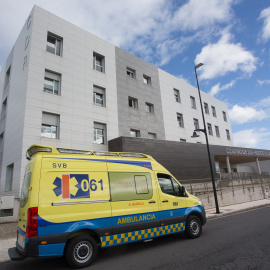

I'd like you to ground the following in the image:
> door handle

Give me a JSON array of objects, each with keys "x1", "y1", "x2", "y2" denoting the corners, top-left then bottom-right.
[
  {"x1": 162, "y1": 200, "x2": 169, "y2": 203},
  {"x1": 148, "y1": 200, "x2": 156, "y2": 204}
]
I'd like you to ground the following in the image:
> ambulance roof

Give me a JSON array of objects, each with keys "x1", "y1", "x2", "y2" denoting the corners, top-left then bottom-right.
[{"x1": 26, "y1": 144, "x2": 155, "y2": 161}]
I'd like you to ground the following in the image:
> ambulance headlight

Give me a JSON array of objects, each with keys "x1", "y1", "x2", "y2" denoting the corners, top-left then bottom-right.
[{"x1": 198, "y1": 201, "x2": 203, "y2": 205}]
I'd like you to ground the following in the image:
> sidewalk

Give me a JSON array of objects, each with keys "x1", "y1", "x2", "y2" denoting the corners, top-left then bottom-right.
[
  {"x1": 205, "y1": 198, "x2": 270, "y2": 219},
  {"x1": 0, "y1": 198, "x2": 269, "y2": 263}
]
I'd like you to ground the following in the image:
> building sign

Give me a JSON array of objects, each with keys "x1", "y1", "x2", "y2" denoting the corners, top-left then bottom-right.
[
  {"x1": 226, "y1": 147, "x2": 270, "y2": 157},
  {"x1": 23, "y1": 14, "x2": 32, "y2": 70}
]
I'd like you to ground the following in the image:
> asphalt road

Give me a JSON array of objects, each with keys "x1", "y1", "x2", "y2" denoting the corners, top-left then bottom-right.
[{"x1": 2, "y1": 206, "x2": 270, "y2": 270}]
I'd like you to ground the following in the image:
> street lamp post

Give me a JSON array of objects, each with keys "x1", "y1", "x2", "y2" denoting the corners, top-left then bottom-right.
[{"x1": 193, "y1": 63, "x2": 220, "y2": 214}]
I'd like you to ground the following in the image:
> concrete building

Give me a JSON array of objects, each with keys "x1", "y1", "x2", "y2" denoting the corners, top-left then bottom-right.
[{"x1": 0, "y1": 6, "x2": 235, "y2": 221}]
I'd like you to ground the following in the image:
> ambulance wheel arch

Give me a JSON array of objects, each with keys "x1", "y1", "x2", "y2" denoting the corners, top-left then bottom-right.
[
  {"x1": 67, "y1": 229, "x2": 101, "y2": 246},
  {"x1": 65, "y1": 234, "x2": 98, "y2": 268}
]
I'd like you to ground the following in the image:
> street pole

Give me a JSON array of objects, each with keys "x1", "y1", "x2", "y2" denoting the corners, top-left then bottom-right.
[{"x1": 194, "y1": 63, "x2": 220, "y2": 214}]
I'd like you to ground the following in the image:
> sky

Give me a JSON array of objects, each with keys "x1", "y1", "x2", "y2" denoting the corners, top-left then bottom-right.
[{"x1": 0, "y1": 0, "x2": 270, "y2": 150}]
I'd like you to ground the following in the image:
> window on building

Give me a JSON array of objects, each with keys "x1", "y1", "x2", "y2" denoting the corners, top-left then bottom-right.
[
  {"x1": 226, "y1": 129, "x2": 231, "y2": 140},
  {"x1": 41, "y1": 112, "x2": 60, "y2": 139},
  {"x1": 143, "y1": 74, "x2": 151, "y2": 85},
  {"x1": 177, "y1": 113, "x2": 184, "y2": 127},
  {"x1": 128, "y1": 97, "x2": 138, "y2": 108},
  {"x1": 0, "y1": 132, "x2": 3, "y2": 153},
  {"x1": 148, "y1": 132, "x2": 157, "y2": 139},
  {"x1": 190, "y1": 96, "x2": 196, "y2": 109},
  {"x1": 212, "y1": 106, "x2": 217, "y2": 117},
  {"x1": 204, "y1": 102, "x2": 209, "y2": 114},
  {"x1": 146, "y1": 102, "x2": 154, "y2": 113},
  {"x1": 93, "y1": 86, "x2": 106, "y2": 107},
  {"x1": 46, "y1": 32, "x2": 62, "y2": 56},
  {"x1": 215, "y1": 126, "x2": 220, "y2": 137},
  {"x1": 223, "y1": 111, "x2": 227, "y2": 122},
  {"x1": 93, "y1": 52, "x2": 105, "y2": 72},
  {"x1": 174, "y1": 89, "x2": 180, "y2": 102},
  {"x1": 4, "y1": 66, "x2": 11, "y2": 88},
  {"x1": 1, "y1": 98, "x2": 7, "y2": 119},
  {"x1": 126, "y1": 67, "x2": 136, "y2": 78},
  {"x1": 130, "y1": 129, "x2": 140, "y2": 138},
  {"x1": 5, "y1": 163, "x2": 14, "y2": 191},
  {"x1": 94, "y1": 122, "x2": 107, "y2": 144},
  {"x1": 44, "y1": 70, "x2": 61, "y2": 95},
  {"x1": 207, "y1": 123, "x2": 213, "y2": 136},
  {"x1": 193, "y1": 118, "x2": 199, "y2": 130}
]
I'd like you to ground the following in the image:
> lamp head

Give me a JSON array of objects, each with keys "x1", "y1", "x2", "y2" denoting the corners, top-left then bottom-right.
[
  {"x1": 195, "y1": 63, "x2": 203, "y2": 69},
  {"x1": 191, "y1": 131, "x2": 200, "y2": 138}
]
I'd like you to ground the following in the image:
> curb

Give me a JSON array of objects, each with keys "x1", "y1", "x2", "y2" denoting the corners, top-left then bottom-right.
[{"x1": 207, "y1": 202, "x2": 270, "y2": 220}]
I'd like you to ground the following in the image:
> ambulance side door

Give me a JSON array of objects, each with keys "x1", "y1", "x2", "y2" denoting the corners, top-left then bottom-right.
[
  {"x1": 107, "y1": 164, "x2": 160, "y2": 235},
  {"x1": 156, "y1": 172, "x2": 187, "y2": 226}
]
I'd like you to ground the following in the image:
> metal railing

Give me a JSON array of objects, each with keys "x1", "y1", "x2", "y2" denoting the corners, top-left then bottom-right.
[{"x1": 181, "y1": 173, "x2": 270, "y2": 199}]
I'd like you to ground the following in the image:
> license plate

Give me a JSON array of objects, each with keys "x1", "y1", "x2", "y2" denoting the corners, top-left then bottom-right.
[{"x1": 17, "y1": 232, "x2": 26, "y2": 249}]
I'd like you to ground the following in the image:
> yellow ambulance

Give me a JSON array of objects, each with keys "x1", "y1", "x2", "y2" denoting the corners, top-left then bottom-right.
[{"x1": 9, "y1": 144, "x2": 206, "y2": 268}]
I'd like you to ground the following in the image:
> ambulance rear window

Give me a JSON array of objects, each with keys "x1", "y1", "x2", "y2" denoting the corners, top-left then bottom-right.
[
  {"x1": 20, "y1": 173, "x2": 32, "y2": 208},
  {"x1": 109, "y1": 172, "x2": 153, "y2": 201}
]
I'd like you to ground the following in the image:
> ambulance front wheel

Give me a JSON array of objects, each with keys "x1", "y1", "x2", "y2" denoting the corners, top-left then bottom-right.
[
  {"x1": 185, "y1": 215, "x2": 202, "y2": 239},
  {"x1": 65, "y1": 234, "x2": 98, "y2": 269}
]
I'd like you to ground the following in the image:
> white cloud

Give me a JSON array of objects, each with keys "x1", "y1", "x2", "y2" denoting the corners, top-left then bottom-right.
[
  {"x1": 0, "y1": 0, "x2": 238, "y2": 67},
  {"x1": 228, "y1": 105, "x2": 267, "y2": 124},
  {"x1": 233, "y1": 129, "x2": 270, "y2": 149},
  {"x1": 175, "y1": 74, "x2": 191, "y2": 84},
  {"x1": 259, "y1": 6, "x2": 270, "y2": 42},
  {"x1": 209, "y1": 79, "x2": 236, "y2": 96},
  {"x1": 256, "y1": 96, "x2": 270, "y2": 108},
  {"x1": 257, "y1": 79, "x2": 270, "y2": 86},
  {"x1": 171, "y1": 0, "x2": 234, "y2": 31},
  {"x1": 195, "y1": 30, "x2": 257, "y2": 80}
]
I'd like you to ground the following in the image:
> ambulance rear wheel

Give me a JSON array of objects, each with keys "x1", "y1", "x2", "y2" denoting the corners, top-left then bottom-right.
[
  {"x1": 65, "y1": 234, "x2": 98, "y2": 269},
  {"x1": 185, "y1": 215, "x2": 202, "y2": 239}
]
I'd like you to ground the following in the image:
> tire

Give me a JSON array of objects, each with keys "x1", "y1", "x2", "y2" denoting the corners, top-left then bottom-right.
[
  {"x1": 185, "y1": 215, "x2": 202, "y2": 239},
  {"x1": 65, "y1": 234, "x2": 98, "y2": 269}
]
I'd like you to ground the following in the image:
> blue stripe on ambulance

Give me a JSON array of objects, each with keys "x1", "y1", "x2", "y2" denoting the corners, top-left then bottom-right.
[
  {"x1": 43, "y1": 157, "x2": 153, "y2": 170},
  {"x1": 37, "y1": 206, "x2": 203, "y2": 236},
  {"x1": 37, "y1": 206, "x2": 203, "y2": 256}
]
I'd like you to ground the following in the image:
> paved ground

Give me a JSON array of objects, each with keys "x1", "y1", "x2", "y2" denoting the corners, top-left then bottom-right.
[{"x1": 0, "y1": 198, "x2": 269, "y2": 263}]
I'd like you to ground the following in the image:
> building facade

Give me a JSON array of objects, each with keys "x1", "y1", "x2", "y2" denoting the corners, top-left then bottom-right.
[{"x1": 0, "y1": 6, "x2": 234, "y2": 220}]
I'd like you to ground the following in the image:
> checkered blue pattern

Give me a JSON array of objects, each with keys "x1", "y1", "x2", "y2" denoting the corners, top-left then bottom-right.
[{"x1": 101, "y1": 222, "x2": 185, "y2": 247}]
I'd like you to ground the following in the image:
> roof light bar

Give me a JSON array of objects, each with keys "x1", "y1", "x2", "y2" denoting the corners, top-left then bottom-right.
[
  {"x1": 26, "y1": 146, "x2": 52, "y2": 160},
  {"x1": 57, "y1": 148, "x2": 93, "y2": 155},
  {"x1": 119, "y1": 153, "x2": 146, "y2": 158},
  {"x1": 94, "y1": 152, "x2": 119, "y2": 156}
]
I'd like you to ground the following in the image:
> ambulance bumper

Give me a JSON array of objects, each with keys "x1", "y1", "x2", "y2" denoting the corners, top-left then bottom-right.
[
  {"x1": 201, "y1": 206, "x2": 207, "y2": 225},
  {"x1": 9, "y1": 236, "x2": 39, "y2": 261},
  {"x1": 8, "y1": 247, "x2": 25, "y2": 261}
]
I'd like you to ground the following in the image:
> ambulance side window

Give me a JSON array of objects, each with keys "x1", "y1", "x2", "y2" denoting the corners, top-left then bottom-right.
[
  {"x1": 158, "y1": 176, "x2": 174, "y2": 195},
  {"x1": 157, "y1": 173, "x2": 183, "y2": 197},
  {"x1": 109, "y1": 172, "x2": 153, "y2": 201}
]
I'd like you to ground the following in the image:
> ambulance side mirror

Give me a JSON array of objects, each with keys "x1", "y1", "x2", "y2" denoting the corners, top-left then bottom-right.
[{"x1": 180, "y1": 186, "x2": 186, "y2": 197}]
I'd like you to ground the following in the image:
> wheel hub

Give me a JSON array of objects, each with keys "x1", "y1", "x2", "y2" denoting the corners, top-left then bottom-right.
[
  {"x1": 190, "y1": 220, "x2": 199, "y2": 234},
  {"x1": 74, "y1": 241, "x2": 93, "y2": 263}
]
